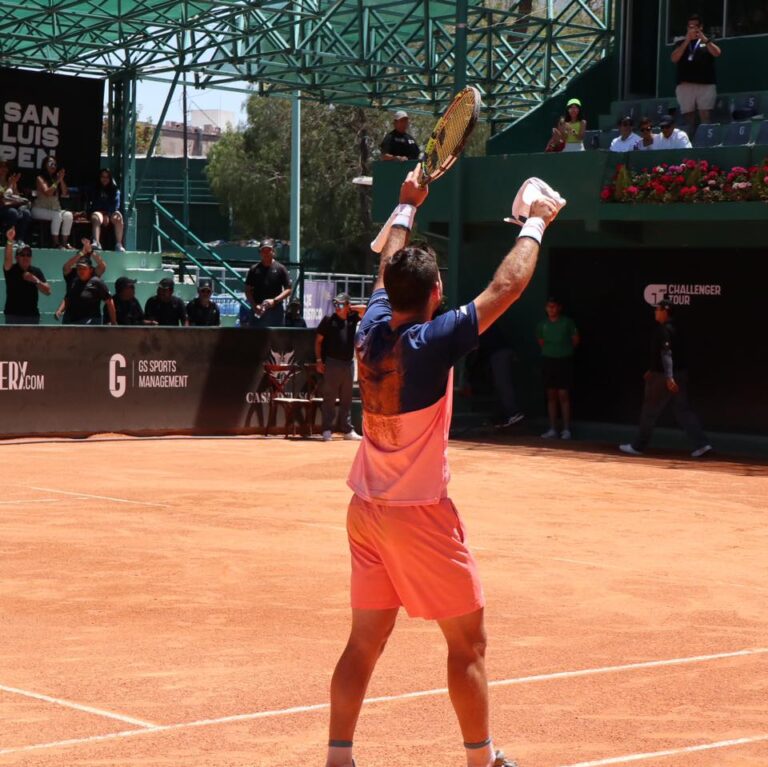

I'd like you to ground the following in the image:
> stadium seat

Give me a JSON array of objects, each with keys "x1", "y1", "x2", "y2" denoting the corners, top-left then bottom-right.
[
  {"x1": 754, "y1": 120, "x2": 768, "y2": 145},
  {"x1": 712, "y1": 95, "x2": 733, "y2": 123},
  {"x1": 599, "y1": 128, "x2": 619, "y2": 149},
  {"x1": 648, "y1": 100, "x2": 672, "y2": 125},
  {"x1": 583, "y1": 129, "x2": 601, "y2": 150},
  {"x1": 721, "y1": 121, "x2": 753, "y2": 146},
  {"x1": 615, "y1": 102, "x2": 642, "y2": 122},
  {"x1": 693, "y1": 123, "x2": 723, "y2": 148},
  {"x1": 731, "y1": 93, "x2": 761, "y2": 121}
]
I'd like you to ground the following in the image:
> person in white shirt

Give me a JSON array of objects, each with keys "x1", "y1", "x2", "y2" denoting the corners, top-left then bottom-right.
[
  {"x1": 653, "y1": 115, "x2": 692, "y2": 149},
  {"x1": 609, "y1": 116, "x2": 642, "y2": 152},
  {"x1": 635, "y1": 117, "x2": 657, "y2": 151}
]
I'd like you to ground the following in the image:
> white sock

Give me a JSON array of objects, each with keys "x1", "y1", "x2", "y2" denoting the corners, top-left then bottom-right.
[
  {"x1": 465, "y1": 737, "x2": 495, "y2": 767},
  {"x1": 326, "y1": 740, "x2": 354, "y2": 767}
]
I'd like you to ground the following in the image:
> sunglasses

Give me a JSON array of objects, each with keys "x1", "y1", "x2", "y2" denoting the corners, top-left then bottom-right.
[{"x1": 641, "y1": 127, "x2": 652, "y2": 132}]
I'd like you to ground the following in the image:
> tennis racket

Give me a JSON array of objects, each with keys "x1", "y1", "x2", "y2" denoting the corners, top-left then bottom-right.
[{"x1": 371, "y1": 86, "x2": 482, "y2": 253}]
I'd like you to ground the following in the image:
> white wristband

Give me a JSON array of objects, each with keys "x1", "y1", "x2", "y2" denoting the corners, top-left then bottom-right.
[
  {"x1": 392, "y1": 203, "x2": 416, "y2": 231},
  {"x1": 518, "y1": 217, "x2": 546, "y2": 244}
]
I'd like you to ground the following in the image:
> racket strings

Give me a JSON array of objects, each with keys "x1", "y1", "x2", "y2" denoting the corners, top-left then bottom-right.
[{"x1": 424, "y1": 91, "x2": 479, "y2": 178}]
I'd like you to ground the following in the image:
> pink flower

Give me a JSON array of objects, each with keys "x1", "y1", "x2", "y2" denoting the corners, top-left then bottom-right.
[
  {"x1": 600, "y1": 187, "x2": 613, "y2": 201},
  {"x1": 626, "y1": 185, "x2": 639, "y2": 196},
  {"x1": 685, "y1": 159, "x2": 696, "y2": 169}
]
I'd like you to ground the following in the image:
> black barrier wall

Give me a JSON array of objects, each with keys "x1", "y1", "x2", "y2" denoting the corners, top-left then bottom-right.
[{"x1": 0, "y1": 327, "x2": 317, "y2": 438}]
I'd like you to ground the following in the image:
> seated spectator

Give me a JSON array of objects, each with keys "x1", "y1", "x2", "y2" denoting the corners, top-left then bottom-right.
[
  {"x1": 107, "y1": 277, "x2": 152, "y2": 325},
  {"x1": 89, "y1": 168, "x2": 125, "y2": 252},
  {"x1": 380, "y1": 111, "x2": 420, "y2": 162},
  {"x1": 555, "y1": 98, "x2": 586, "y2": 152},
  {"x1": 635, "y1": 117, "x2": 656, "y2": 150},
  {"x1": 186, "y1": 280, "x2": 220, "y2": 326},
  {"x1": 609, "y1": 116, "x2": 641, "y2": 152},
  {"x1": 0, "y1": 161, "x2": 32, "y2": 247},
  {"x1": 144, "y1": 277, "x2": 188, "y2": 326},
  {"x1": 3, "y1": 226, "x2": 51, "y2": 325},
  {"x1": 62, "y1": 256, "x2": 115, "y2": 325},
  {"x1": 654, "y1": 115, "x2": 692, "y2": 149},
  {"x1": 285, "y1": 297, "x2": 307, "y2": 327},
  {"x1": 31, "y1": 155, "x2": 74, "y2": 249}
]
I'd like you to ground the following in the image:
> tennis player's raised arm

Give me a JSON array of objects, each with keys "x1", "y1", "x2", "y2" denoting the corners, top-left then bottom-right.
[{"x1": 474, "y1": 198, "x2": 560, "y2": 335}]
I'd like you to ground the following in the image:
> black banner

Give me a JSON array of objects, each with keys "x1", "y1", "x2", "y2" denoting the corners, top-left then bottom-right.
[
  {"x1": 549, "y1": 248, "x2": 768, "y2": 434},
  {"x1": 0, "y1": 327, "x2": 323, "y2": 438},
  {"x1": 0, "y1": 69, "x2": 104, "y2": 191}
]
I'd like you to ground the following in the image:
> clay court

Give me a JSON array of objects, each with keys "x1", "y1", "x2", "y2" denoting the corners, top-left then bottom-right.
[{"x1": 1, "y1": 436, "x2": 767, "y2": 767}]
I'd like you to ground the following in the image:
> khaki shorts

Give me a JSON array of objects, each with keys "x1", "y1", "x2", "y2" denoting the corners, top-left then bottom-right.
[{"x1": 676, "y1": 83, "x2": 717, "y2": 114}]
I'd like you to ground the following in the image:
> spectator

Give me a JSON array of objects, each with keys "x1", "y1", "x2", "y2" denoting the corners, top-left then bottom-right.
[
  {"x1": 537, "y1": 297, "x2": 579, "y2": 440},
  {"x1": 237, "y1": 301, "x2": 257, "y2": 328},
  {"x1": 635, "y1": 116, "x2": 656, "y2": 150},
  {"x1": 315, "y1": 292, "x2": 366, "y2": 441},
  {"x1": 107, "y1": 276, "x2": 152, "y2": 325},
  {"x1": 58, "y1": 240, "x2": 107, "y2": 322},
  {"x1": 609, "y1": 116, "x2": 642, "y2": 152},
  {"x1": 89, "y1": 168, "x2": 125, "y2": 252},
  {"x1": 671, "y1": 13, "x2": 722, "y2": 137},
  {"x1": 0, "y1": 161, "x2": 32, "y2": 247},
  {"x1": 186, "y1": 280, "x2": 220, "y2": 326},
  {"x1": 620, "y1": 299, "x2": 712, "y2": 458},
  {"x1": 244, "y1": 238, "x2": 292, "y2": 327},
  {"x1": 62, "y1": 256, "x2": 116, "y2": 325},
  {"x1": 3, "y1": 226, "x2": 51, "y2": 325},
  {"x1": 144, "y1": 277, "x2": 188, "y2": 326},
  {"x1": 480, "y1": 321, "x2": 525, "y2": 429},
  {"x1": 554, "y1": 98, "x2": 586, "y2": 152},
  {"x1": 31, "y1": 155, "x2": 74, "y2": 249},
  {"x1": 285, "y1": 297, "x2": 307, "y2": 328},
  {"x1": 654, "y1": 115, "x2": 692, "y2": 149},
  {"x1": 380, "y1": 110, "x2": 420, "y2": 162}
]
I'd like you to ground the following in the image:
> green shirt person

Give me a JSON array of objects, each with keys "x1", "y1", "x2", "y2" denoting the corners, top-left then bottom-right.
[{"x1": 536, "y1": 297, "x2": 580, "y2": 440}]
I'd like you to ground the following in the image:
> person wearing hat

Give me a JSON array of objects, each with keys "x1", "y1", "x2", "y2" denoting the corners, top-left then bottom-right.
[
  {"x1": 380, "y1": 110, "x2": 420, "y2": 162},
  {"x1": 315, "y1": 292, "x2": 367, "y2": 441},
  {"x1": 553, "y1": 98, "x2": 586, "y2": 152},
  {"x1": 620, "y1": 299, "x2": 711, "y2": 458},
  {"x1": 3, "y1": 226, "x2": 51, "y2": 325},
  {"x1": 106, "y1": 276, "x2": 150, "y2": 325},
  {"x1": 285, "y1": 297, "x2": 307, "y2": 328},
  {"x1": 654, "y1": 114, "x2": 692, "y2": 149},
  {"x1": 244, "y1": 238, "x2": 292, "y2": 327},
  {"x1": 186, "y1": 280, "x2": 221, "y2": 327},
  {"x1": 609, "y1": 115, "x2": 642, "y2": 152},
  {"x1": 61, "y1": 255, "x2": 116, "y2": 325},
  {"x1": 144, "y1": 277, "x2": 189, "y2": 326}
]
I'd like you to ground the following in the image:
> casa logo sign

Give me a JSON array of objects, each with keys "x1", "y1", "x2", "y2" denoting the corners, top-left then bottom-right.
[
  {"x1": 644, "y1": 283, "x2": 722, "y2": 307},
  {"x1": 0, "y1": 360, "x2": 45, "y2": 391},
  {"x1": 109, "y1": 354, "x2": 189, "y2": 398}
]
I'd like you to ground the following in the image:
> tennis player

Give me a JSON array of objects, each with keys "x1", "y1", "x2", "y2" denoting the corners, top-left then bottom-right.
[{"x1": 325, "y1": 166, "x2": 561, "y2": 767}]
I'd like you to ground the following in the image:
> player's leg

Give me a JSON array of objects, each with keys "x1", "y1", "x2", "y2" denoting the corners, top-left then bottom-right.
[
  {"x1": 671, "y1": 371, "x2": 710, "y2": 450},
  {"x1": 321, "y1": 360, "x2": 341, "y2": 437},
  {"x1": 632, "y1": 372, "x2": 671, "y2": 451},
  {"x1": 328, "y1": 607, "x2": 399, "y2": 765},
  {"x1": 557, "y1": 388, "x2": 571, "y2": 436},
  {"x1": 337, "y1": 360, "x2": 354, "y2": 435},
  {"x1": 543, "y1": 387, "x2": 559, "y2": 436}
]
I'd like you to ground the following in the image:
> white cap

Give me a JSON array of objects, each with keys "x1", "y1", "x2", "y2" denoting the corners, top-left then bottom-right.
[{"x1": 394, "y1": 110, "x2": 408, "y2": 120}]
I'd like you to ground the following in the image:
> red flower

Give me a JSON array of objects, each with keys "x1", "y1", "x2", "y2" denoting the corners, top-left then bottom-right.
[
  {"x1": 626, "y1": 185, "x2": 639, "y2": 196},
  {"x1": 685, "y1": 159, "x2": 696, "y2": 169},
  {"x1": 600, "y1": 187, "x2": 613, "y2": 201},
  {"x1": 675, "y1": 175, "x2": 686, "y2": 184}
]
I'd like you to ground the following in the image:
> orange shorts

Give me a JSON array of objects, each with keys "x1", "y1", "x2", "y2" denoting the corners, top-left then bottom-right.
[{"x1": 347, "y1": 494, "x2": 485, "y2": 620}]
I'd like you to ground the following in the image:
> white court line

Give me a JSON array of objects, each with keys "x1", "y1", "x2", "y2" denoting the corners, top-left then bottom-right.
[
  {"x1": 27, "y1": 486, "x2": 169, "y2": 508},
  {"x1": 0, "y1": 684, "x2": 157, "y2": 728},
  {"x1": 0, "y1": 498, "x2": 61, "y2": 505},
  {"x1": 558, "y1": 733, "x2": 768, "y2": 766},
  {"x1": 1, "y1": 647, "x2": 765, "y2": 757}
]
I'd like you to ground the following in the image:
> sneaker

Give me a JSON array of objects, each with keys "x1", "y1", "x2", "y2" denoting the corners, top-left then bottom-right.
[
  {"x1": 322, "y1": 430, "x2": 332, "y2": 441},
  {"x1": 115, "y1": 243, "x2": 126, "y2": 252},
  {"x1": 560, "y1": 429, "x2": 572, "y2": 440},
  {"x1": 493, "y1": 750, "x2": 519, "y2": 767},
  {"x1": 541, "y1": 428, "x2": 558, "y2": 438},
  {"x1": 495, "y1": 412, "x2": 525, "y2": 428},
  {"x1": 691, "y1": 444, "x2": 713, "y2": 458},
  {"x1": 92, "y1": 240, "x2": 103, "y2": 250},
  {"x1": 619, "y1": 443, "x2": 643, "y2": 456},
  {"x1": 343, "y1": 430, "x2": 362, "y2": 441}
]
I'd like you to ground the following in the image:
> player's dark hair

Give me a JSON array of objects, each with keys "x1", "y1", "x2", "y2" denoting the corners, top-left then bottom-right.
[
  {"x1": 384, "y1": 245, "x2": 439, "y2": 313},
  {"x1": 657, "y1": 299, "x2": 673, "y2": 314},
  {"x1": 688, "y1": 13, "x2": 703, "y2": 26}
]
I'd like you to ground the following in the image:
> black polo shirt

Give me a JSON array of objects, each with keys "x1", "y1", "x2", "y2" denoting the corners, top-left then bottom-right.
[
  {"x1": 3, "y1": 264, "x2": 46, "y2": 317},
  {"x1": 187, "y1": 297, "x2": 221, "y2": 326},
  {"x1": 380, "y1": 129, "x2": 420, "y2": 159},
  {"x1": 107, "y1": 296, "x2": 145, "y2": 325},
  {"x1": 677, "y1": 40, "x2": 717, "y2": 84},
  {"x1": 317, "y1": 310, "x2": 361, "y2": 362},
  {"x1": 144, "y1": 295, "x2": 188, "y2": 326},
  {"x1": 66, "y1": 276, "x2": 111, "y2": 322},
  {"x1": 650, "y1": 321, "x2": 688, "y2": 372},
  {"x1": 245, "y1": 261, "x2": 291, "y2": 305}
]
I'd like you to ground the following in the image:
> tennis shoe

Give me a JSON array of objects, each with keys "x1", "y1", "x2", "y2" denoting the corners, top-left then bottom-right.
[
  {"x1": 691, "y1": 444, "x2": 712, "y2": 458},
  {"x1": 492, "y1": 749, "x2": 519, "y2": 767},
  {"x1": 541, "y1": 428, "x2": 558, "y2": 438},
  {"x1": 560, "y1": 429, "x2": 572, "y2": 440},
  {"x1": 344, "y1": 430, "x2": 362, "y2": 441},
  {"x1": 115, "y1": 243, "x2": 126, "y2": 252},
  {"x1": 92, "y1": 240, "x2": 102, "y2": 250},
  {"x1": 619, "y1": 443, "x2": 643, "y2": 456},
  {"x1": 322, "y1": 430, "x2": 332, "y2": 441}
]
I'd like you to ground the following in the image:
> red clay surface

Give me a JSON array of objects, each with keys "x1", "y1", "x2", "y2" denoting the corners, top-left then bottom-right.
[{"x1": 0, "y1": 436, "x2": 766, "y2": 766}]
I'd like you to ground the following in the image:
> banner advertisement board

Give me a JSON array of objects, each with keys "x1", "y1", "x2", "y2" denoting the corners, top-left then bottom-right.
[
  {"x1": 549, "y1": 248, "x2": 768, "y2": 433},
  {"x1": 0, "y1": 327, "x2": 321, "y2": 438},
  {"x1": 0, "y1": 69, "x2": 104, "y2": 191},
  {"x1": 303, "y1": 280, "x2": 335, "y2": 328}
]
